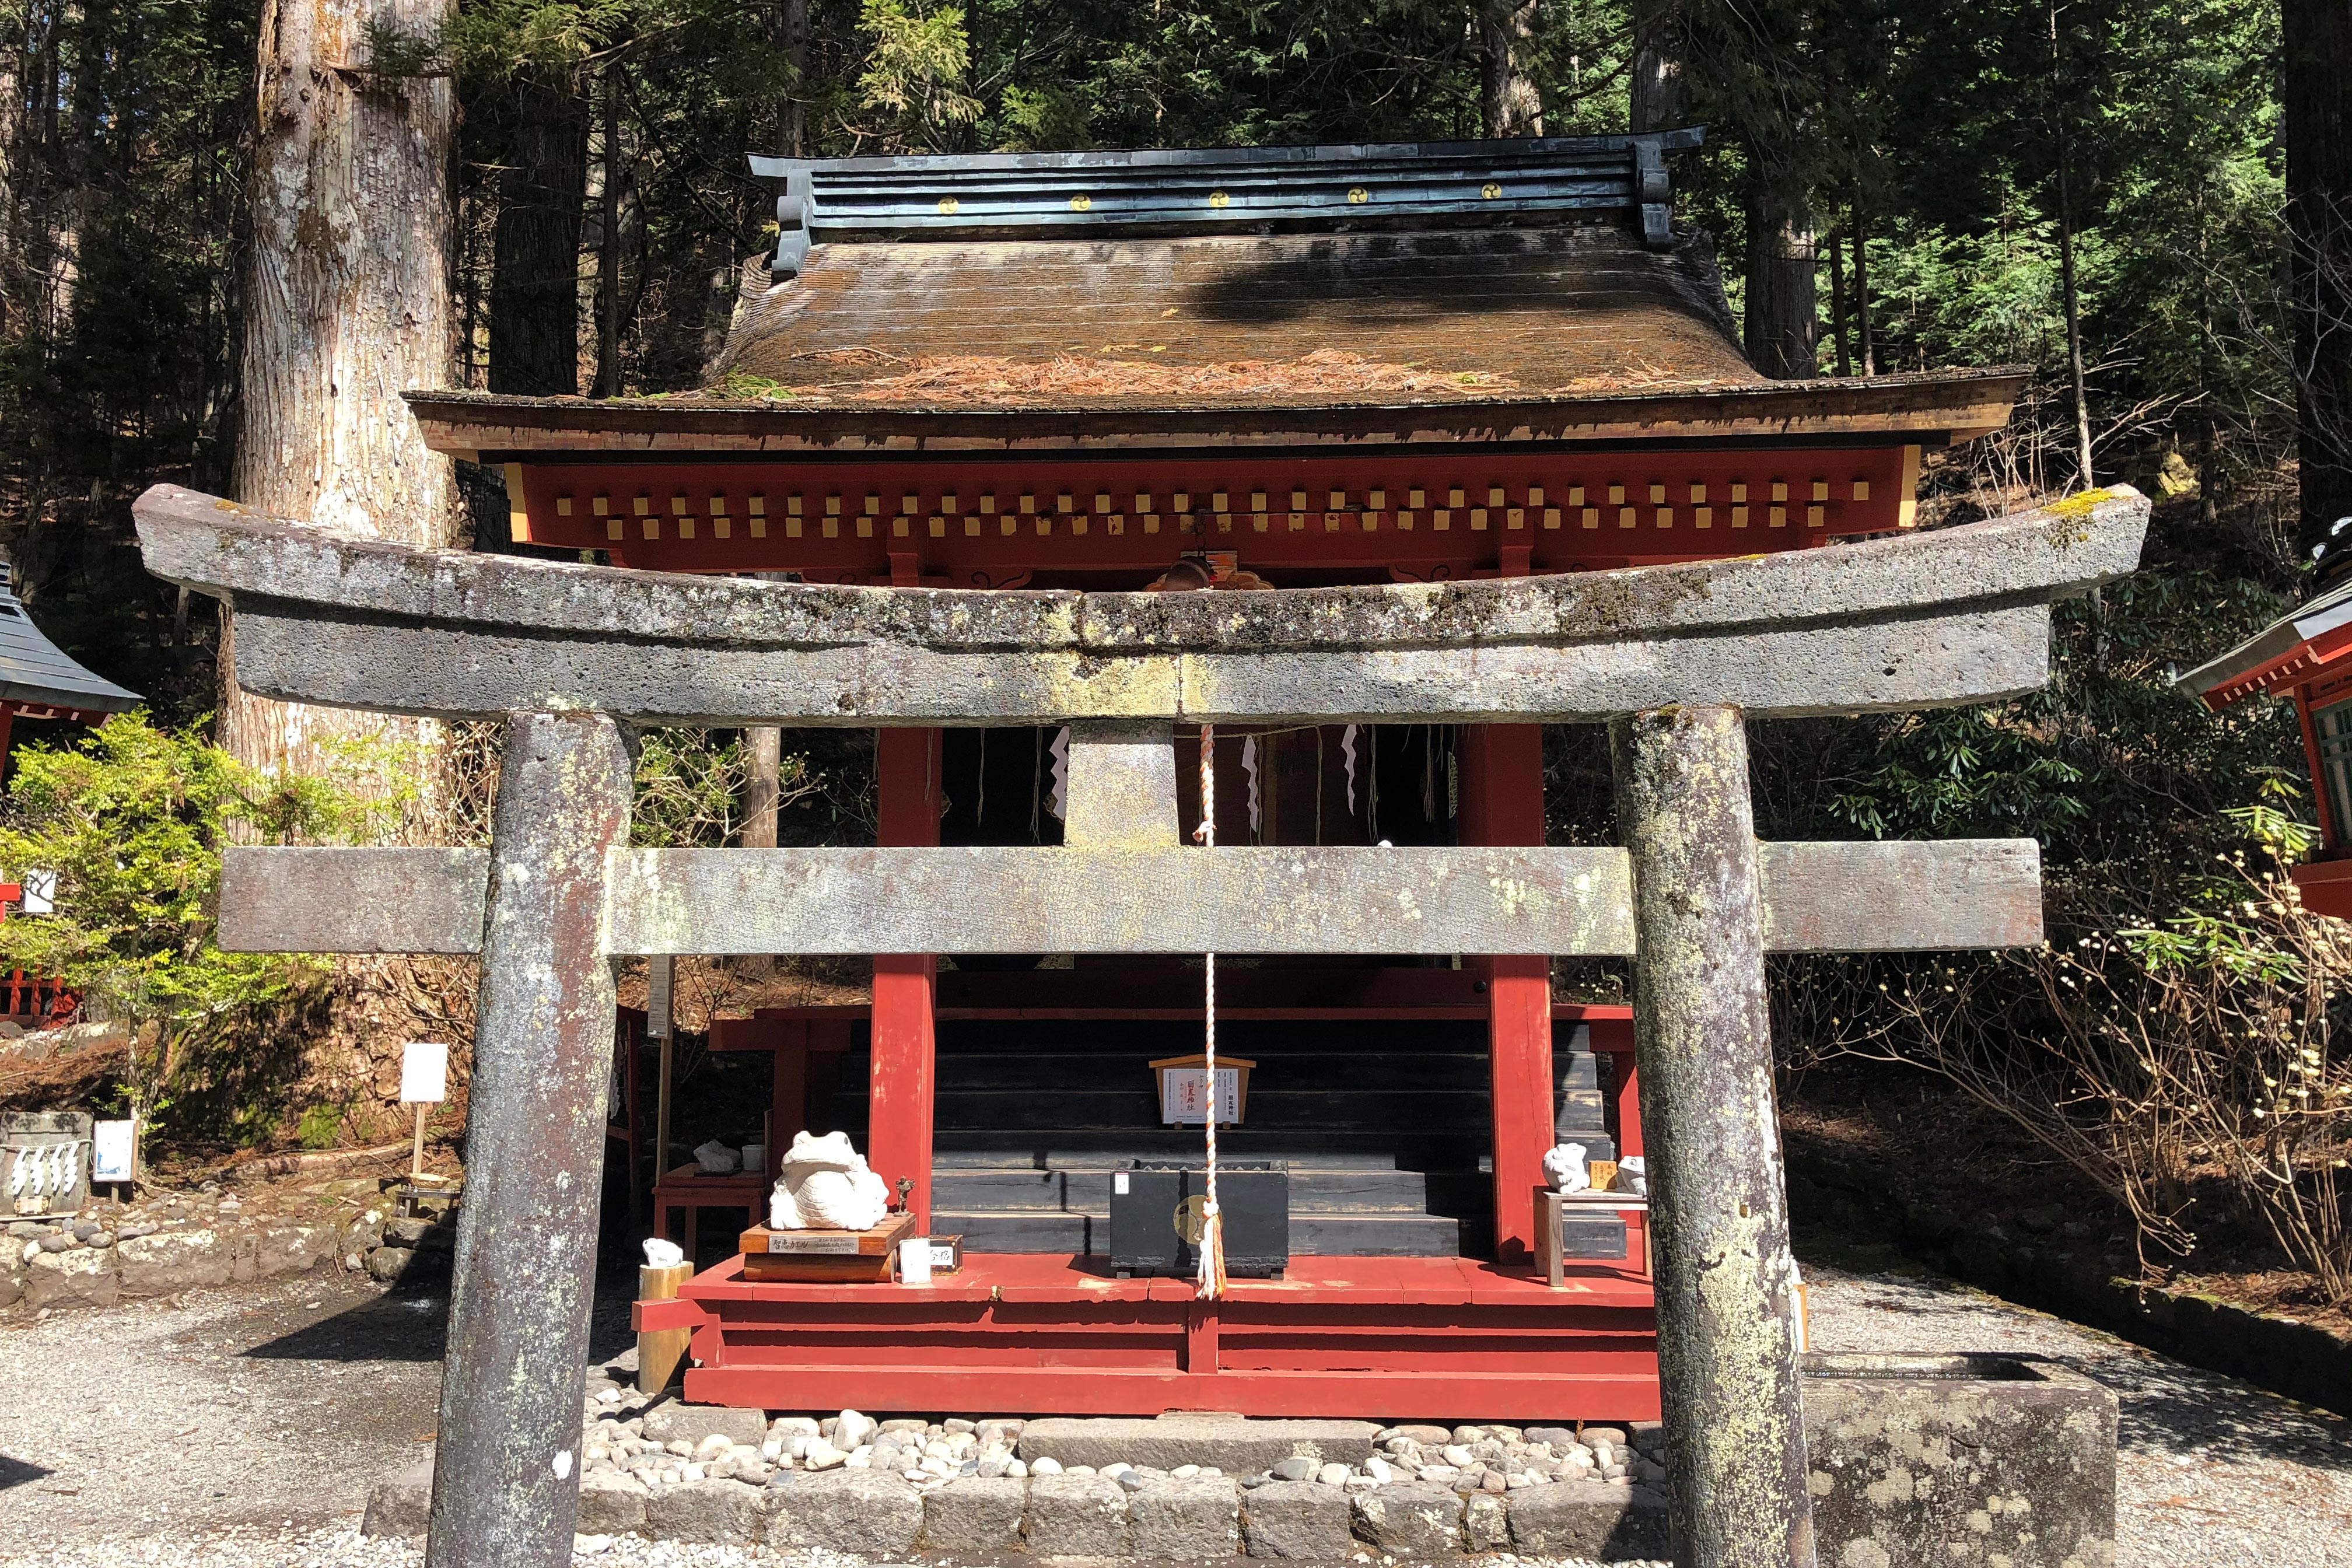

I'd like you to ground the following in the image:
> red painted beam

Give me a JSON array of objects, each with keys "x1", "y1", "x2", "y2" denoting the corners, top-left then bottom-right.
[
  {"x1": 1460, "y1": 723, "x2": 1553, "y2": 1264},
  {"x1": 508, "y1": 447, "x2": 1915, "y2": 585},
  {"x1": 631, "y1": 1296, "x2": 711, "y2": 1334},
  {"x1": 870, "y1": 729, "x2": 943, "y2": 1228}
]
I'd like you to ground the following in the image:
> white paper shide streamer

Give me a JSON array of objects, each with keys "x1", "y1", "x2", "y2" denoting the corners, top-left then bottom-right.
[{"x1": 1045, "y1": 726, "x2": 1070, "y2": 821}]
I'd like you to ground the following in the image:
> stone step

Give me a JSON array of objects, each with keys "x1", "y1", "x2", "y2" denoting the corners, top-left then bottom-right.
[
  {"x1": 932, "y1": 1208, "x2": 1481, "y2": 1258},
  {"x1": 933, "y1": 1166, "x2": 1487, "y2": 1214}
]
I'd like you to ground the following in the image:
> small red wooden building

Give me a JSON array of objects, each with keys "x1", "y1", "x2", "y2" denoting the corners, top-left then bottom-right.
[
  {"x1": 408, "y1": 132, "x2": 2021, "y2": 1418},
  {"x1": 2181, "y1": 578, "x2": 2352, "y2": 915}
]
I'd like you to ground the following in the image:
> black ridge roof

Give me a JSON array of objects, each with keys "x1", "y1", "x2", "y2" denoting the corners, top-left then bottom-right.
[{"x1": 0, "y1": 580, "x2": 140, "y2": 715}]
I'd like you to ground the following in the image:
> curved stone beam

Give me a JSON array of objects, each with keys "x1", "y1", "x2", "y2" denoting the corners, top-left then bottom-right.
[{"x1": 132, "y1": 483, "x2": 2146, "y2": 726}]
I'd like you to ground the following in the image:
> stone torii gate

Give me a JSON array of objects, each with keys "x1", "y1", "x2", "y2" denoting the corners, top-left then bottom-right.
[{"x1": 134, "y1": 481, "x2": 2147, "y2": 1568}]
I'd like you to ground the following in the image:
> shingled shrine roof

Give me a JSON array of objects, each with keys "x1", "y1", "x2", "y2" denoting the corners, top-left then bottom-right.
[
  {"x1": 407, "y1": 131, "x2": 2027, "y2": 453},
  {"x1": 0, "y1": 571, "x2": 139, "y2": 718}
]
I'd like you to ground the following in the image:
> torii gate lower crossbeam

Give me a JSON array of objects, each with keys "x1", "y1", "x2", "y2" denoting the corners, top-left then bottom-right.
[{"x1": 135, "y1": 482, "x2": 2148, "y2": 1568}]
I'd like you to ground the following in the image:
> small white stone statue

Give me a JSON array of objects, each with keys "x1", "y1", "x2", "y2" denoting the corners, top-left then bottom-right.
[
  {"x1": 1542, "y1": 1142, "x2": 1591, "y2": 1194},
  {"x1": 770, "y1": 1130, "x2": 891, "y2": 1231},
  {"x1": 642, "y1": 1237, "x2": 685, "y2": 1268},
  {"x1": 692, "y1": 1138, "x2": 741, "y2": 1174},
  {"x1": 1618, "y1": 1156, "x2": 1648, "y2": 1195}
]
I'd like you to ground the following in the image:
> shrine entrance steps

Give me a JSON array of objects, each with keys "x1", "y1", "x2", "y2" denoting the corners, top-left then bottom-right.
[
  {"x1": 832, "y1": 1017, "x2": 1506, "y2": 1257},
  {"x1": 930, "y1": 1147, "x2": 1493, "y2": 1257}
]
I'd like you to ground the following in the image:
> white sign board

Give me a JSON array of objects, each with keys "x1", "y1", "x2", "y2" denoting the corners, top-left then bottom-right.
[
  {"x1": 400, "y1": 1041, "x2": 449, "y2": 1104},
  {"x1": 1159, "y1": 1066, "x2": 1241, "y2": 1125},
  {"x1": 18, "y1": 870, "x2": 55, "y2": 916},
  {"x1": 92, "y1": 1119, "x2": 136, "y2": 1182}
]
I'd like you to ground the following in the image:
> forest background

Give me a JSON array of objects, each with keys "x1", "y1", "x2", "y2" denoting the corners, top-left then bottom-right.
[{"x1": 0, "y1": 0, "x2": 2347, "y2": 1315}]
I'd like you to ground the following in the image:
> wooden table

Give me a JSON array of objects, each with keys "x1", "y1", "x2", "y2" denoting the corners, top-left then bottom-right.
[
  {"x1": 652, "y1": 1163, "x2": 768, "y2": 1258},
  {"x1": 1535, "y1": 1186, "x2": 1652, "y2": 1287}
]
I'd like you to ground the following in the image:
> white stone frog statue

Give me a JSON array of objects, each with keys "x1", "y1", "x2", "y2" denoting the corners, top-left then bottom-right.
[{"x1": 769, "y1": 1130, "x2": 891, "y2": 1231}]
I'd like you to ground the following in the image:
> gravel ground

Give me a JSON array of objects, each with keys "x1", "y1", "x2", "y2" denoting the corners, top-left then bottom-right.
[{"x1": 2, "y1": 1249, "x2": 2348, "y2": 1566}]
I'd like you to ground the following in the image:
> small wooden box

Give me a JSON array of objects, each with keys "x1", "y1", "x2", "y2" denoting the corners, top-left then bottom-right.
[{"x1": 738, "y1": 1213, "x2": 915, "y2": 1282}]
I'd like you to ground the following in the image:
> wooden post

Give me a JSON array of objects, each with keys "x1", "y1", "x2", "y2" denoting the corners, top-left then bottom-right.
[
  {"x1": 1461, "y1": 723, "x2": 1553, "y2": 1264},
  {"x1": 411, "y1": 1101, "x2": 428, "y2": 1178},
  {"x1": 1610, "y1": 705, "x2": 1817, "y2": 1568},
  {"x1": 870, "y1": 727, "x2": 942, "y2": 1231},
  {"x1": 426, "y1": 712, "x2": 633, "y2": 1568},
  {"x1": 636, "y1": 1261, "x2": 694, "y2": 1394},
  {"x1": 649, "y1": 954, "x2": 674, "y2": 1191},
  {"x1": 768, "y1": 1019, "x2": 810, "y2": 1184}
]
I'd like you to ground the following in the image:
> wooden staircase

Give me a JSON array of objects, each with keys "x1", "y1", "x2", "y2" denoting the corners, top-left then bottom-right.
[{"x1": 829, "y1": 1017, "x2": 1620, "y2": 1259}]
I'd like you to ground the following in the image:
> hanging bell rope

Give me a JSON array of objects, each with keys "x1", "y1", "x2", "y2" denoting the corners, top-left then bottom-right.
[{"x1": 1194, "y1": 723, "x2": 1228, "y2": 1300}]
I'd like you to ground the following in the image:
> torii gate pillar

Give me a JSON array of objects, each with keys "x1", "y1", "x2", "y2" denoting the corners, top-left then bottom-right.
[
  {"x1": 428, "y1": 712, "x2": 635, "y2": 1568},
  {"x1": 1614, "y1": 705, "x2": 1816, "y2": 1568}
]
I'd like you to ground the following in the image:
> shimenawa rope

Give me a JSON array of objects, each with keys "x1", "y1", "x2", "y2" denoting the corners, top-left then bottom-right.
[{"x1": 1194, "y1": 723, "x2": 1227, "y2": 1299}]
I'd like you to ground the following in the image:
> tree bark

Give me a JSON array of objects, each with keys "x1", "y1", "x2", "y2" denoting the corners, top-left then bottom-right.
[
  {"x1": 225, "y1": 0, "x2": 457, "y2": 785},
  {"x1": 1742, "y1": 179, "x2": 1818, "y2": 379},
  {"x1": 1478, "y1": 0, "x2": 1542, "y2": 139},
  {"x1": 2049, "y1": 0, "x2": 2094, "y2": 491},
  {"x1": 2284, "y1": 0, "x2": 2352, "y2": 579},
  {"x1": 593, "y1": 60, "x2": 622, "y2": 398},
  {"x1": 490, "y1": 66, "x2": 588, "y2": 397},
  {"x1": 776, "y1": 0, "x2": 810, "y2": 159},
  {"x1": 1629, "y1": 0, "x2": 1678, "y2": 134},
  {"x1": 1852, "y1": 199, "x2": 1875, "y2": 375},
  {"x1": 1827, "y1": 227, "x2": 1850, "y2": 377}
]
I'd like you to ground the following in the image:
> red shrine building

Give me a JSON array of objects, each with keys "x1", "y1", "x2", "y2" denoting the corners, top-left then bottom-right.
[
  {"x1": 407, "y1": 132, "x2": 2024, "y2": 1418},
  {"x1": 2182, "y1": 579, "x2": 2352, "y2": 915}
]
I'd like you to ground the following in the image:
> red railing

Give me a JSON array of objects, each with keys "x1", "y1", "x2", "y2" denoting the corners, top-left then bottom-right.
[{"x1": 2, "y1": 971, "x2": 76, "y2": 1024}]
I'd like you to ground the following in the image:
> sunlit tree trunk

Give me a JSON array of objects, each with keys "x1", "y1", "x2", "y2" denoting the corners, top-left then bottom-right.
[
  {"x1": 1478, "y1": 0, "x2": 1542, "y2": 138},
  {"x1": 1743, "y1": 179, "x2": 1817, "y2": 379},
  {"x1": 225, "y1": 0, "x2": 456, "y2": 793},
  {"x1": 1629, "y1": 0, "x2": 1678, "y2": 134}
]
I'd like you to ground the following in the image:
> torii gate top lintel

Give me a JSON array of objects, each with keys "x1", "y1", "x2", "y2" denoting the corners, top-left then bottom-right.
[{"x1": 134, "y1": 481, "x2": 2147, "y2": 729}]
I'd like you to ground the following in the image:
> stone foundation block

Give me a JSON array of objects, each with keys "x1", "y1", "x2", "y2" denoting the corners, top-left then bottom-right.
[
  {"x1": 117, "y1": 1228, "x2": 232, "y2": 1296},
  {"x1": 24, "y1": 1246, "x2": 117, "y2": 1310},
  {"x1": 923, "y1": 1475, "x2": 1028, "y2": 1553},
  {"x1": 1241, "y1": 1479, "x2": 1352, "y2": 1559},
  {"x1": 576, "y1": 1471, "x2": 648, "y2": 1535},
  {"x1": 645, "y1": 1478, "x2": 762, "y2": 1545},
  {"x1": 1350, "y1": 1483, "x2": 1464, "y2": 1555},
  {"x1": 641, "y1": 1404, "x2": 769, "y2": 1450},
  {"x1": 1025, "y1": 1473, "x2": 1132, "y2": 1556},
  {"x1": 360, "y1": 1459, "x2": 434, "y2": 1538},
  {"x1": 256, "y1": 1223, "x2": 337, "y2": 1278},
  {"x1": 1803, "y1": 1352, "x2": 2117, "y2": 1568},
  {"x1": 767, "y1": 1468, "x2": 922, "y2": 1556},
  {"x1": 1020, "y1": 1414, "x2": 1376, "y2": 1473},
  {"x1": 1128, "y1": 1476, "x2": 1240, "y2": 1559},
  {"x1": 1465, "y1": 1490, "x2": 1509, "y2": 1551},
  {"x1": 1506, "y1": 1479, "x2": 1666, "y2": 1558}
]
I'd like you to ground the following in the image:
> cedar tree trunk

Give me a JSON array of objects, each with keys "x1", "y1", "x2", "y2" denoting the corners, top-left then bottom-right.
[
  {"x1": 490, "y1": 66, "x2": 587, "y2": 397},
  {"x1": 225, "y1": 0, "x2": 456, "y2": 782}
]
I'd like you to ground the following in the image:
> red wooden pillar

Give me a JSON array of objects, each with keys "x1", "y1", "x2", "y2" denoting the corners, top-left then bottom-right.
[
  {"x1": 872, "y1": 728, "x2": 943, "y2": 1230},
  {"x1": 1461, "y1": 723, "x2": 1552, "y2": 1264}
]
